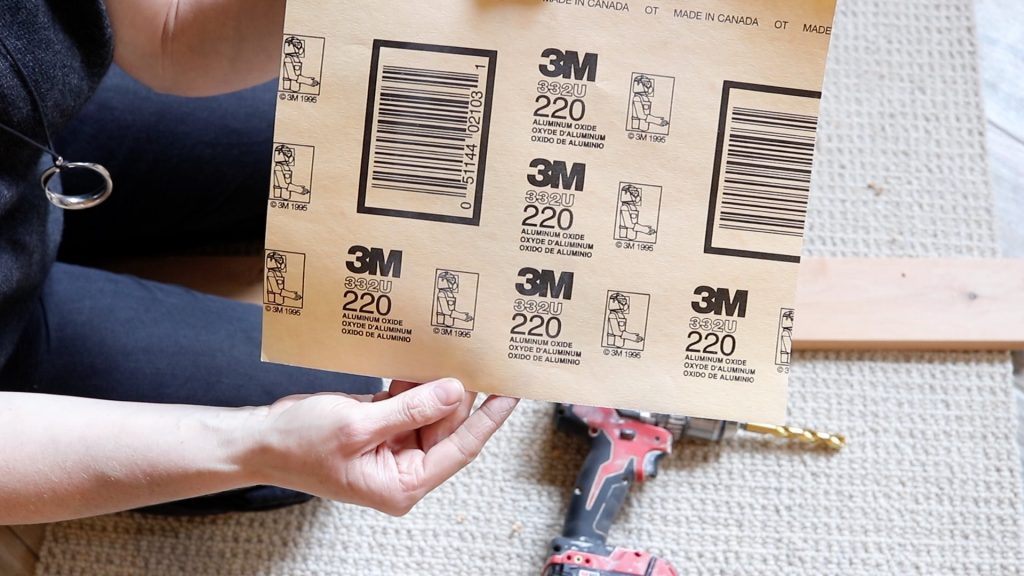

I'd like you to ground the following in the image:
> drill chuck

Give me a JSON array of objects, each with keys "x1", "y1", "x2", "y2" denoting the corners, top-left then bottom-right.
[
  {"x1": 675, "y1": 416, "x2": 738, "y2": 442},
  {"x1": 615, "y1": 410, "x2": 738, "y2": 442}
]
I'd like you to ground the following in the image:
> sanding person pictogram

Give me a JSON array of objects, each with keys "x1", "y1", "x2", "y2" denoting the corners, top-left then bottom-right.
[
  {"x1": 605, "y1": 292, "x2": 644, "y2": 348},
  {"x1": 281, "y1": 36, "x2": 320, "y2": 93},
  {"x1": 616, "y1": 184, "x2": 657, "y2": 241},
  {"x1": 778, "y1": 309, "x2": 794, "y2": 365},
  {"x1": 272, "y1": 144, "x2": 311, "y2": 201},
  {"x1": 629, "y1": 74, "x2": 669, "y2": 132},
  {"x1": 434, "y1": 271, "x2": 474, "y2": 328},
  {"x1": 265, "y1": 251, "x2": 303, "y2": 305}
]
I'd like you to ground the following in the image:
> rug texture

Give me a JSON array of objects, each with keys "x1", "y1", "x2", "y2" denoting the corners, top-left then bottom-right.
[{"x1": 37, "y1": 0, "x2": 1023, "y2": 574}]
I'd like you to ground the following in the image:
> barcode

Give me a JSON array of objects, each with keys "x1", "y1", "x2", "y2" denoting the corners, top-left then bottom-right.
[
  {"x1": 358, "y1": 41, "x2": 496, "y2": 226},
  {"x1": 705, "y1": 82, "x2": 822, "y2": 263},
  {"x1": 373, "y1": 64, "x2": 479, "y2": 197},
  {"x1": 720, "y1": 107, "x2": 815, "y2": 236}
]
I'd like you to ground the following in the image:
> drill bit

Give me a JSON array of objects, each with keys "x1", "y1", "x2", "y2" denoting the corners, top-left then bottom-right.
[{"x1": 741, "y1": 423, "x2": 846, "y2": 451}]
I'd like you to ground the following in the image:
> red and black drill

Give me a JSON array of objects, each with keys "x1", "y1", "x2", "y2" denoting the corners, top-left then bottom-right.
[{"x1": 542, "y1": 404, "x2": 843, "y2": 575}]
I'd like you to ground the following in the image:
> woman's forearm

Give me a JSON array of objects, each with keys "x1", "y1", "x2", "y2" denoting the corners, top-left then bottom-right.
[
  {"x1": 0, "y1": 392, "x2": 260, "y2": 524},
  {"x1": 0, "y1": 380, "x2": 517, "y2": 524}
]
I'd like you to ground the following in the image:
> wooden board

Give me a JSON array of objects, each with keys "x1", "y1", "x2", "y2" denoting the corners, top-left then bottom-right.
[
  {"x1": 98, "y1": 255, "x2": 266, "y2": 303},
  {"x1": 0, "y1": 526, "x2": 38, "y2": 576},
  {"x1": 794, "y1": 258, "x2": 1024, "y2": 350},
  {"x1": 98, "y1": 256, "x2": 1024, "y2": 351},
  {"x1": 11, "y1": 525, "x2": 45, "y2": 555}
]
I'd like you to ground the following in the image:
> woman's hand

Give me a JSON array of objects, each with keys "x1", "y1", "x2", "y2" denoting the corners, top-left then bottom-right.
[{"x1": 249, "y1": 379, "x2": 518, "y2": 515}]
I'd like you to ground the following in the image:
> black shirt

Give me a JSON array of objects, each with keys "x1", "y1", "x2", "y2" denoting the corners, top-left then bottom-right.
[{"x1": 0, "y1": 0, "x2": 113, "y2": 367}]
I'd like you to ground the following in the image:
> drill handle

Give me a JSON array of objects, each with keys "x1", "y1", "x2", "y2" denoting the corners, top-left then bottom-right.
[{"x1": 562, "y1": 430, "x2": 634, "y2": 545}]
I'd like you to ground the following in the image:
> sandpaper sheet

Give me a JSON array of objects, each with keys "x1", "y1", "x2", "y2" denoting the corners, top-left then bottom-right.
[{"x1": 263, "y1": 0, "x2": 836, "y2": 424}]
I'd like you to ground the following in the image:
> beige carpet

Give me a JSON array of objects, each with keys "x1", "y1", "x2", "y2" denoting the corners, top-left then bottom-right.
[{"x1": 37, "y1": 0, "x2": 1024, "y2": 574}]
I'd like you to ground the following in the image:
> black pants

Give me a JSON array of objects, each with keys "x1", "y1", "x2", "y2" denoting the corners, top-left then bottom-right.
[{"x1": 0, "y1": 67, "x2": 381, "y2": 515}]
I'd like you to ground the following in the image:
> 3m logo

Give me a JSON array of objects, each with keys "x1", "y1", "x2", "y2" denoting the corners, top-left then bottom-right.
[
  {"x1": 691, "y1": 286, "x2": 748, "y2": 317},
  {"x1": 346, "y1": 246, "x2": 403, "y2": 278},
  {"x1": 539, "y1": 48, "x2": 599, "y2": 82},
  {"x1": 516, "y1": 268, "x2": 575, "y2": 300},
  {"x1": 527, "y1": 158, "x2": 586, "y2": 191}
]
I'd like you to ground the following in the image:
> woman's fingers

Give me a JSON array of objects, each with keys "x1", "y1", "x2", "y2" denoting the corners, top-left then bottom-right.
[
  {"x1": 421, "y1": 390, "x2": 478, "y2": 452},
  {"x1": 387, "y1": 379, "x2": 479, "y2": 450},
  {"x1": 419, "y1": 395, "x2": 519, "y2": 491},
  {"x1": 385, "y1": 379, "x2": 474, "y2": 451},
  {"x1": 359, "y1": 378, "x2": 465, "y2": 446}
]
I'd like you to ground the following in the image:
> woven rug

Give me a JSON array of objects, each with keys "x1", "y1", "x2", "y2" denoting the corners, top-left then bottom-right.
[{"x1": 37, "y1": 0, "x2": 1023, "y2": 574}]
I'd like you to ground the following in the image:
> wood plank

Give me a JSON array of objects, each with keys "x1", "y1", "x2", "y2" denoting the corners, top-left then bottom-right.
[
  {"x1": 96, "y1": 255, "x2": 265, "y2": 303},
  {"x1": 794, "y1": 257, "x2": 1024, "y2": 350},
  {"x1": 98, "y1": 255, "x2": 1024, "y2": 351},
  {"x1": 10, "y1": 524, "x2": 45, "y2": 556},
  {"x1": 0, "y1": 527, "x2": 36, "y2": 576}
]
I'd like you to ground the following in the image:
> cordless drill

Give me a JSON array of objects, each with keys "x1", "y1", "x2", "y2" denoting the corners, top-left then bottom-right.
[{"x1": 542, "y1": 404, "x2": 844, "y2": 576}]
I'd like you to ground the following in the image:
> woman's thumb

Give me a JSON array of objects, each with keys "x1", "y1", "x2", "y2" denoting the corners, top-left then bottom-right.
[{"x1": 364, "y1": 378, "x2": 464, "y2": 440}]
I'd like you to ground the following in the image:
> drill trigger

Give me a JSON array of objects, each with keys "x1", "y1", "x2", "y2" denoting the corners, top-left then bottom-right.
[{"x1": 643, "y1": 451, "x2": 667, "y2": 479}]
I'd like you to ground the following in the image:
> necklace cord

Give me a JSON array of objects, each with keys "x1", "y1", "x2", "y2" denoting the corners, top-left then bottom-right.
[
  {"x1": 0, "y1": 34, "x2": 61, "y2": 162},
  {"x1": 0, "y1": 29, "x2": 112, "y2": 210}
]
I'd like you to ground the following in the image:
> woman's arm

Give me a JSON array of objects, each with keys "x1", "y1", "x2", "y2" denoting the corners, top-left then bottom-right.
[
  {"x1": 0, "y1": 391, "x2": 257, "y2": 523},
  {"x1": 0, "y1": 379, "x2": 517, "y2": 524},
  {"x1": 105, "y1": 0, "x2": 287, "y2": 96}
]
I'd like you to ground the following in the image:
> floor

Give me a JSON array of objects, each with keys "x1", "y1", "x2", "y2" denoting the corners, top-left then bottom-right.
[
  {"x1": 977, "y1": 0, "x2": 1024, "y2": 261},
  {"x1": 1, "y1": 3, "x2": 1021, "y2": 575},
  {"x1": 974, "y1": 0, "x2": 1024, "y2": 452}
]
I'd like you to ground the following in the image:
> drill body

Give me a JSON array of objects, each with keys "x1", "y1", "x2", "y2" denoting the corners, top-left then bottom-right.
[{"x1": 543, "y1": 405, "x2": 736, "y2": 576}]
